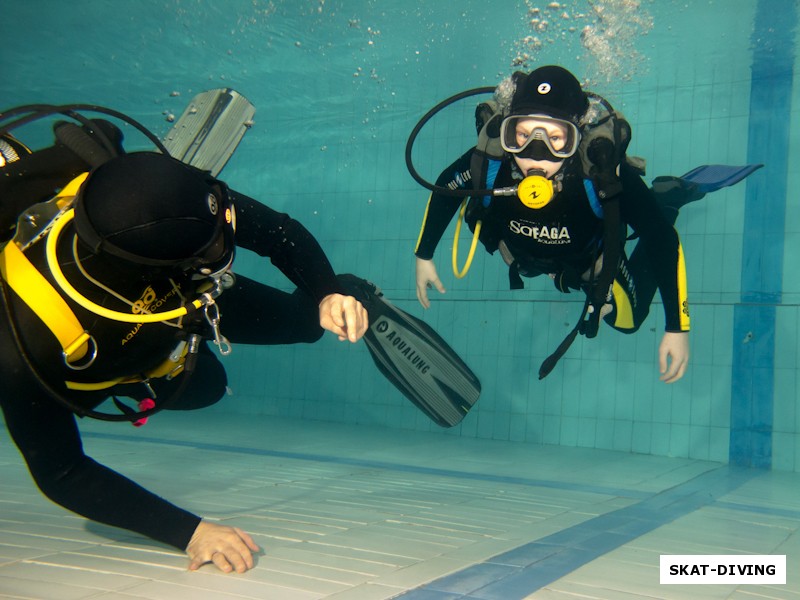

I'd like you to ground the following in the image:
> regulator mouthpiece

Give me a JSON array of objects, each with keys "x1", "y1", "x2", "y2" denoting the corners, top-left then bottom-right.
[{"x1": 517, "y1": 169, "x2": 555, "y2": 209}]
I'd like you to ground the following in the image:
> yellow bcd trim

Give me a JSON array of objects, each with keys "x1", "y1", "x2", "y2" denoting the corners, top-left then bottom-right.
[
  {"x1": 65, "y1": 347, "x2": 188, "y2": 391},
  {"x1": 0, "y1": 241, "x2": 90, "y2": 363}
]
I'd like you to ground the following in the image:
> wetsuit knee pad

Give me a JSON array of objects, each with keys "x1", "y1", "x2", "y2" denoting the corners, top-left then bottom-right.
[
  {"x1": 604, "y1": 314, "x2": 641, "y2": 334},
  {"x1": 605, "y1": 279, "x2": 641, "y2": 333}
]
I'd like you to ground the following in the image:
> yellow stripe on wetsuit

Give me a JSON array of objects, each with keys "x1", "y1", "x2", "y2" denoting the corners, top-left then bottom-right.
[
  {"x1": 610, "y1": 280, "x2": 635, "y2": 330},
  {"x1": 676, "y1": 240, "x2": 690, "y2": 331},
  {"x1": 608, "y1": 237, "x2": 690, "y2": 332},
  {"x1": 414, "y1": 194, "x2": 433, "y2": 255}
]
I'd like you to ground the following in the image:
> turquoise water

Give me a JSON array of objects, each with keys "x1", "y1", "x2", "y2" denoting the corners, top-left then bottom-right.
[{"x1": 2, "y1": 0, "x2": 798, "y2": 469}]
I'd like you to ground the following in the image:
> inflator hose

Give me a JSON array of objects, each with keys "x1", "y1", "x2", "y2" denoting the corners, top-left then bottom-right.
[
  {"x1": 0, "y1": 274, "x2": 200, "y2": 422},
  {"x1": 405, "y1": 87, "x2": 501, "y2": 198}
]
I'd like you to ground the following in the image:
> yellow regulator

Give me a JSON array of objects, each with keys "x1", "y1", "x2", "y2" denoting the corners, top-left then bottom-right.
[{"x1": 517, "y1": 174, "x2": 555, "y2": 209}]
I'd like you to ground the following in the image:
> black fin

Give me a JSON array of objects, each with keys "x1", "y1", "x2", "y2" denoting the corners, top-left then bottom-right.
[{"x1": 338, "y1": 274, "x2": 481, "y2": 427}]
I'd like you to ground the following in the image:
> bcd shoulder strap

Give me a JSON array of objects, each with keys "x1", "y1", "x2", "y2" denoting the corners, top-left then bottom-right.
[{"x1": 470, "y1": 100, "x2": 504, "y2": 204}]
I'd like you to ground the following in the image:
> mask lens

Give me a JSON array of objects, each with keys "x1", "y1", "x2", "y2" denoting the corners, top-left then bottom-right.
[{"x1": 500, "y1": 115, "x2": 580, "y2": 159}]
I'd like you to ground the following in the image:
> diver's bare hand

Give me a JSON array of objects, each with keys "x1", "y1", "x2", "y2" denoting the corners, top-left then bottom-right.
[
  {"x1": 659, "y1": 331, "x2": 689, "y2": 383},
  {"x1": 186, "y1": 520, "x2": 259, "y2": 573},
  {"x1": 416, "y1": 258, "x2": 445, "y2": 309},
  {"x1": 319, "y1": 293, "x2": 368, "y2": 342}
]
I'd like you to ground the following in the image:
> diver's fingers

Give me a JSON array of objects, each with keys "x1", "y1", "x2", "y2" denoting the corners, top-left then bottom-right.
[
  {"x1": 340, "y1": 295, "x2": 368, "y2": 342},
  {"x1": 415, "y1": 258, "x2": 444, "y2": 309},
  {"x1": 318, "y1": 294, "x2": 346, "y2": 337},
  {"x1": 186, "y1": 522, "x2": 259, "y2": 574},
  {"x1": 416, "y1": 283, "x2": 431, "y2": 309},
  {"x1": 658, "y1": 332, "x2": 689, "y2": 384},
  {"x1": 660, "y1": 355, "x2": 687, "y2": 384},
  {"x1": 319, "y1": 294, "x2": 367, "y2": 342}
]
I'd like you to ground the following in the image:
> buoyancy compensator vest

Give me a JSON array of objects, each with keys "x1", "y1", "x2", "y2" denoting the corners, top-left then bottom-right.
[{"x1": 0, "y1": 104, "x2": 236, "y2": 421}]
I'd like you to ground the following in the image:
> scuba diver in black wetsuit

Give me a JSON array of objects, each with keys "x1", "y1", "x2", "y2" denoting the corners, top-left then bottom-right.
[
  {"x1": 410, "y1": 65, "x2": 759, "y2": 383},
  {"x1": 0, "y1": 114, "x2": 368, "y2": 573}
]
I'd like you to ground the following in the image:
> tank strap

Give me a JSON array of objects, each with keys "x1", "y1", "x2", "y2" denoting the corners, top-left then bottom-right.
[
  {"x1": 583, "y1": 178, "x2": 604, "y2": 218},
  {"x1": 472, "y1": 99, "x2": 504, "y2": 207}
]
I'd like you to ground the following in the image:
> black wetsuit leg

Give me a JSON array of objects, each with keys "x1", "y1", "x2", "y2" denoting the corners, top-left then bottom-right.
[
  {"x1": 145, "y1": 273, "x2": 325, "y2": 410},
  {"x1": 132, "y1": 343, "x2": 229, "y2": 411},
  {"x1": 602, "y1": 251, "x2": 652, "y2": 334},
  {"x1": 602, "y1": 167, "x2": 672, "y2": 333},
  {"x1": 603, "y1": 164, "x2": 696, "y2": 333}
]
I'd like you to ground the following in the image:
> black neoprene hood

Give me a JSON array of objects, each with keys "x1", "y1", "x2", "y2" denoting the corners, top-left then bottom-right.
[
  {"x1": 510, "y1": 65, "x2": 589, "y2": 124},
  {"x1": 73, "y1": 152, "x2": 234, "y2": 272}
]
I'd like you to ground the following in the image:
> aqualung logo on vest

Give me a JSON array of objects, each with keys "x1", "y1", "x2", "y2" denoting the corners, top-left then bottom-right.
[
  {"x1": 207, "y1": 193, "x2": 218, "y2": 216},
  {"x1": 509, "y1": 219, "x2": 571, "y2": 244},
  {"x1": 375, "y1": 318, "x2": 430, "y2": 374},
  {"x1": 132, "y1": 285, "x2": 179, "y2": 315},
  {"x1": 121, "y1": 285, "x2": 181, "y2": 346}
]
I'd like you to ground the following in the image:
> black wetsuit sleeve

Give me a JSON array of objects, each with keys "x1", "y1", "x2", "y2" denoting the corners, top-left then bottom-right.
[
  {"x1": 620, "y1": 166, "x2": 688, "y2": 332},
  {"x1": 0, "y1": 367, "x2": 201, "y2": 551},
  {"x1": 414, "y1": 148, "x2": 475, "y2": 260},
  {"x1": 230, "y1": 191, "x2": 343, "y2": 303}
]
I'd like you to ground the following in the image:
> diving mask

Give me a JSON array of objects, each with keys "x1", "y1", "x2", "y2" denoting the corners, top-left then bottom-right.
[{"x1": 500, "y1": 115, "x2": 580, "y2": 161}]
